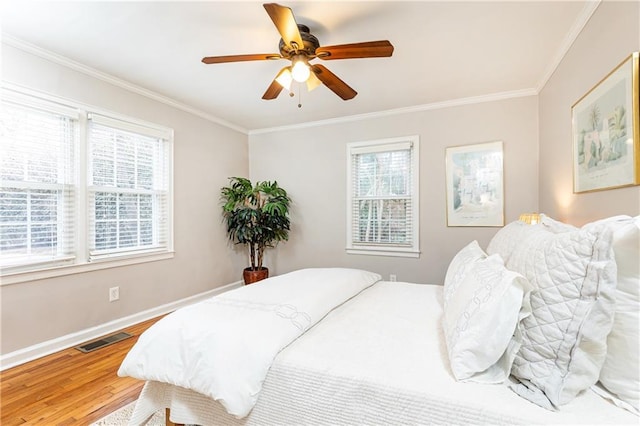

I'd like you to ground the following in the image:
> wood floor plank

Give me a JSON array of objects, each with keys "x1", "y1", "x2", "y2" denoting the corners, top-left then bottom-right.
[{"x1": 0, "y1": 315, "x2": 164, "y2": 424}]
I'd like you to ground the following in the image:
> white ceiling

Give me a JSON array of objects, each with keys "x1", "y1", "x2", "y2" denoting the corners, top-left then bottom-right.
[{"x1": 1, "y1": 1, "x2": 595, "y2": 133}]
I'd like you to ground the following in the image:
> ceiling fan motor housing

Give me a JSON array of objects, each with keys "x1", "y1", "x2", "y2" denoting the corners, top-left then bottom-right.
[{"x1": 279, "y1": 24, "x2": 320, "y2": 58}]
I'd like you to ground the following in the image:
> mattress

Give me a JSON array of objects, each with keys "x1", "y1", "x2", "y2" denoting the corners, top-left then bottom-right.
[{"x1": 130, "y1": 281, "x2": 638, "y2": 425}]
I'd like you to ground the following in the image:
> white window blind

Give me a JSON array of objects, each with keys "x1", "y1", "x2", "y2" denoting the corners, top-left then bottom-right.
[
  {"x1": 347, "y1": 136, "x2": 419, "y2": 257},
  {"x1": 0, "y1": 100, "x2": 78, "y2": 269},
  {"x1": 0, "y1": 86, "x2": 174, "y2": 281},
  {"x1": 87, "y1": 115, "x2": 171, "y2": 260}
]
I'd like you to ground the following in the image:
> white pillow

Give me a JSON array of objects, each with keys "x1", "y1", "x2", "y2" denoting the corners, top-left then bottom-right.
[
  {"x1": 504, "y1": 223, "x2": 616, "y2": 409},
  {"x1": 539, "y1": 214, "x2": 576, "y2": 233},
  {"x1": 587, "y1": 216, "x2": 639, "y2": 415},
  {"x1": 443, "y1": 240, "x2": 487, "y2": 309},
  {"x1": 486, "y1": 220, "x2": 530, "y2": 264},
  {"x1": 539, "y1": 215, "x2": 640, "y2": 415},
  {"x1": 443, "y1": 241, "x2": 532, "y2": 383}
]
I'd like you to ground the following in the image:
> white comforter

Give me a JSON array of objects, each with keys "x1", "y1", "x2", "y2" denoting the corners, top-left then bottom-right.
[
  {"x1": 128, "y1": 282, "x2": 638, "y2": 425},
  {"x1": 117, "y1": 268, "x2": 381, "y2": 418}
]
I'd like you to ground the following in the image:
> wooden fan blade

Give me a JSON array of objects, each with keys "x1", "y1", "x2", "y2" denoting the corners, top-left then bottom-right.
[
  {"x1": 311, "y1": 64, "x2": 357, "y2": 100},
  {"x1": 262, "y1": 67, "x2": 290, "y2": 100},
  {"x1": 262, "y1": 79, "x2": 284, "y2": 100},
  {"x1": 202, "y1": 54, "x2": 281, "y2": 64},
  {"x1": 263, "y1": 3, "x2": 304, "y2": 50},
  {"x1": 316, "y1": 40, "x2": 394, "y2": 60}
]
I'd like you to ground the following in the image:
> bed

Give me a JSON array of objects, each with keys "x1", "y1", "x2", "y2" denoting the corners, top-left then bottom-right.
[{"x1": 118, "y1": 215, "x2": 640, "y2": 425}]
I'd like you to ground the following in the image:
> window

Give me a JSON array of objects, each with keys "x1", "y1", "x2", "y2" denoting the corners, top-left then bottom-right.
[
  {"x1": 1, "y1": 98, "x2": 78, "y2": 269},
  {"x1": 88, "y1": 115, "x2": 171, "y2": 260},
  {"x1": 0, "y1": 87, "x2": 173, "y2": 280},
  {"x1": 346, "y1": 136, "x2": 419, "y2": 257}
]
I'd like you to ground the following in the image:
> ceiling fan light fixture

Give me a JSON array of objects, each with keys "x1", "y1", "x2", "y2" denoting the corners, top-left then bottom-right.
[
  {"x1": 275, "y1": 67, "x2": 293, "y2": 90},
  {"x1": 306, "y1": 71, "x2": 322, "y2": 92},
  {"x1": 291, "y1": 56, "x2": 310, "y2": 82}
]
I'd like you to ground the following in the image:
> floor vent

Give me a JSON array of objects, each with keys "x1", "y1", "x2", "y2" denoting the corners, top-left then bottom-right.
[{"x1": 75, "y1": 332, "x2": 133, "y2": 353}]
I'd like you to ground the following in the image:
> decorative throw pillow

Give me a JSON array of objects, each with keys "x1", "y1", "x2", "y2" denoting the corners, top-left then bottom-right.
[
  {"x1": 539, "y1": 214, "x2": 639, "y2": 414},
  {"x1": 443, "y1": 240, "x2": 487, "y2": 310},
  {"x1": 503, "y1": 223, "x2": 616, "y2": 410},
  {"x1": 443, "y1": 241, "x2": 532, "y2": 383}
]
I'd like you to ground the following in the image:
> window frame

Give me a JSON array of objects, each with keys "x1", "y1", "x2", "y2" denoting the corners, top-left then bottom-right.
[
  {"x1": 346, "y1": 135, "x2": 420, "y2": 258},
  {"x1": 86, "y1": 113, "x2": 172, "y2": 261},
  {"x1": 0, "y1": 96, "x2": 79, "y2": 270},
  {"x1": 1, "y1": 84, "x2": 174, "y2": 285}
]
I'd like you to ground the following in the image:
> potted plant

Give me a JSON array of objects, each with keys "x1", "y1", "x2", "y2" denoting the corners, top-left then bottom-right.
[{"x1": 221, "y1": 177, "x2": 291, "y2": 285}]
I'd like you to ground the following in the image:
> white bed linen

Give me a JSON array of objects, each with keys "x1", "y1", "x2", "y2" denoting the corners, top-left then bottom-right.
[
  {"x1": 119, "y1": 268, "x2": 380, "y2": 418},
  {"x1": 130, "y1": 282, "x2": 638, "y2": 425}
]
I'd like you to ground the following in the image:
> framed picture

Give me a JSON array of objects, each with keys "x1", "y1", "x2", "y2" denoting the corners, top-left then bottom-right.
[
  {"x1": 445, "y1": 141, "x2": 504, "y2": 227},
  {"x1": 572, "y1": 52, "x2": 639, "y2": 193}
]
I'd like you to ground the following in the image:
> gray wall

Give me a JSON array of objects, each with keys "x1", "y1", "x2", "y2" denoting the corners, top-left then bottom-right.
[
  {"x1": 249, "y1": 95, "x2": 539, "y2": 285},
  {"x1": 0, "y1": 45, "x2": 249, "y2": 354},
  {"x1": 539, "y1": 1, "x2": 640, "y2": 225}
]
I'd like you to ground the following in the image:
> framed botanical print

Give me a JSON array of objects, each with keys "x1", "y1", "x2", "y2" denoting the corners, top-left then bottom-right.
[{"x1": 572, "y1": 52, "x2": 639, "y2": 193}]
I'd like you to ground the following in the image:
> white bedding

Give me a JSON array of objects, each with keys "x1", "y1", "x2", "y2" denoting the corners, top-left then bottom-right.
[
  {"x1": 129, "y1": 282, "x2": 638, "y2": 425},
  {"x1": 118, "y1": 268, "x2": 380, "y2": 418}
]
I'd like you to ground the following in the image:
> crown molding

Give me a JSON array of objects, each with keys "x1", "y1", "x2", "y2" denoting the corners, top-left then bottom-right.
[
  {"x1": 535, "y1": 0, "x2": 601, "y2": 91},
  {"x1": 2, "y1": 0, "x2": 601, "y2": 138},
  {"x1": 1, "y1": 34, "x2": 248, "y2": 135},
  {"x1": 251, "y1": 0, "x2": 602, "y2": 136},
  {"x1": 249, "y1": 88, "x2": 538, "y2": 135}
]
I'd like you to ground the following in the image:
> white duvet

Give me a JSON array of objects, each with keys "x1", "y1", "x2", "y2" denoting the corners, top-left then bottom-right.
[
  {"x1": 117, "y1": 268, "x2": 381, "y2": 418},
  {"x1": 126, "y1": 281, "x2": 638, "y2": 426}
]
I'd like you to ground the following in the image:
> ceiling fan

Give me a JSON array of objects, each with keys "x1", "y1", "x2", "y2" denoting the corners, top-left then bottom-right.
[{"x1": 201, "y1": 3, "x2": 394, "y2": 101}]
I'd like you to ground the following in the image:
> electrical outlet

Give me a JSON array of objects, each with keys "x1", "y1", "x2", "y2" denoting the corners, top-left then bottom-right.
[
  {"x1": 109, "y1": 286, "x2": 120, "y2": 302},
  {"x1": 389, "y1": 274, "x2": 397, "y2": 282}
]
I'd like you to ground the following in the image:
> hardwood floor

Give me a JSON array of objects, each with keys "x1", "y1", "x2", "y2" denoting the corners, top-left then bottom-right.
[{"x1": 1, "y1": 316, "x2": 163, "y2": 425}]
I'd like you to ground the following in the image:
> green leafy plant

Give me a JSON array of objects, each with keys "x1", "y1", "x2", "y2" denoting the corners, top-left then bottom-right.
[{"x1": 221, "y1": 177, "x2": 291, "y2": 271}]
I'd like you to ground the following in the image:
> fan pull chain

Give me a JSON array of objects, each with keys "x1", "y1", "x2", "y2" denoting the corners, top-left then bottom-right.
[{"x1": 287, "y1": 83, "x2": 303, "y2": 108}]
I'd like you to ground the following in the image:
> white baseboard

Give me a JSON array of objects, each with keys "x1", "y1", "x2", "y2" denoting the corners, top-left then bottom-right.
[{"x1": 0, "y1": 280, "x2": 243, "y2": 371}]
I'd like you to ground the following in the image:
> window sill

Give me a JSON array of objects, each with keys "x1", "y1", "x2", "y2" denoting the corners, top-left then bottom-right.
[
  {"x1": 0, "y1": 251, "x2": 175, "y2": 286},
  {"x1": 346, "y1": 247, "x2": 420, "y2": 258}
]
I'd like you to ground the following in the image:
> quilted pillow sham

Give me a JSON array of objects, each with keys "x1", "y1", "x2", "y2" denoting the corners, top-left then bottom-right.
[
  {"x1": 541, "y1": 215, "x2": 640, "y2": 415},
  {"x1": 542, "y1": 215, "x2": 640, "y2": 414},
  {"x1": 443, "y1": 241, "x2": 532, "y2": 383},
  {"x1": 493, "y1": 223, "x2": 616, "y2": 410}
]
